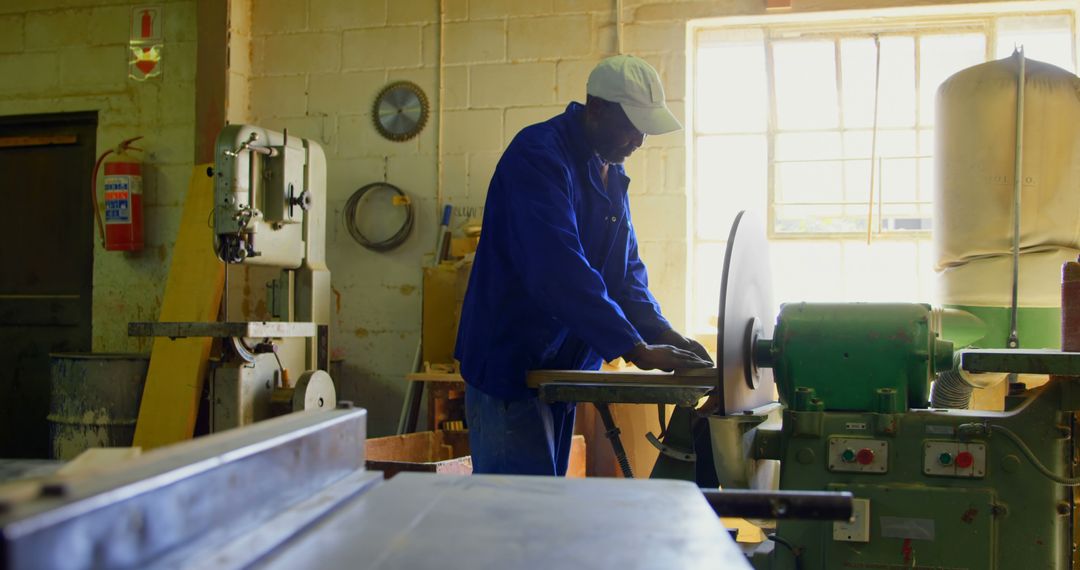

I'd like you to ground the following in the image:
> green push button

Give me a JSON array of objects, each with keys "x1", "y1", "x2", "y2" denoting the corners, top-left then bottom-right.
[
  {"x1": 939, "y1": 452, "x2": 953, "y2": 466},
  {"x1": 841, "y1": 449, "x2": 857, "y2": 463}
]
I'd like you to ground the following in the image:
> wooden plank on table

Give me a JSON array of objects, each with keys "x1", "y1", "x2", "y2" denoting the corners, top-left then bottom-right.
[
  {"x1": 526, "y1": 368, "x2": 717, "y2": 388},
  {"x1": 133, "y1": 165, "x2": 224, "y2": 450},
  {"x1": 0, "y1": 480, "x2": 41, "y2": 509},
  {"x1": 56, "y1": 447, "x2": 142, "y2": 477},
  {"x1": 407, "y1": 369, "x2": 716, "y2": 387}
]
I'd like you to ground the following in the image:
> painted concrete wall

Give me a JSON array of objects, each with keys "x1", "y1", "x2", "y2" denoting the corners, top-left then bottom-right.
[
  {"x1": 245, "y1": 0, "x2": 693, "y2": 435},
  {"x1": 0, "y1": 0, "x2": 197, "y2": 355},
  {"x1": 1, "y1": 0, "x2": 1055, "y2": 438}
]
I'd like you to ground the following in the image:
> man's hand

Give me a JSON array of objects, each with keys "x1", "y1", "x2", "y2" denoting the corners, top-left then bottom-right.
[
  {"x1": 622, "y1": 343, "x2": 712, "y2": 372},
  {"x1": 655, "y1": 329, "x2": 714, "y2": 365}
]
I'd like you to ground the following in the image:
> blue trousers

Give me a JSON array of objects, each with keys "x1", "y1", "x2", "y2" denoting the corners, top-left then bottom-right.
[{"x1": 465, "y1": 384, "x2": 576, "y2": 476}]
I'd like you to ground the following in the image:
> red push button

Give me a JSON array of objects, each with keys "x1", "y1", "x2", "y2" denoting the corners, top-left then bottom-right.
[
  {"x1": 856, "y1": 448, "x2": 875, "y2": 465},
  {"x1": 955, "y1": 451, "x2": 974, "y2": 469}
]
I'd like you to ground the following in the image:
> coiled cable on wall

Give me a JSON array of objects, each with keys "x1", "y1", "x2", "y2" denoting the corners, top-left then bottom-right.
[{"x1": 344, "y1": 182, "x2": 414, "y2": 252}]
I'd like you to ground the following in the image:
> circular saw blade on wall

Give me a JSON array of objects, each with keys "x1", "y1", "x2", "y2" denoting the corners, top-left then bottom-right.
[{"x1": 373, "y1": 81, "x2": 430, "y2": 142}]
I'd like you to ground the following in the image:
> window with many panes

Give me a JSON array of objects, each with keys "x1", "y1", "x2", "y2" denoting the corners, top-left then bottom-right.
[{"x1": 690, "y1": 4, "x2": 1077, "y2": 334}]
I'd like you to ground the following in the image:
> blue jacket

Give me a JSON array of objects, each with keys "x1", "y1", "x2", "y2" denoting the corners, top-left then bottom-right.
[{"x1": 454, "y1": 102, "x2": 671, "y2": 400}]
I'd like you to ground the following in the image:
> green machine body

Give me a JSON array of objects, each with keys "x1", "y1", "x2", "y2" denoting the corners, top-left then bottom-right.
[
  {"x1": 760, "y1": 303, "x2": 954, "y2": 413},
  {"x1": 738, "y1": 303, "x2": 1074, "y2": 570}
]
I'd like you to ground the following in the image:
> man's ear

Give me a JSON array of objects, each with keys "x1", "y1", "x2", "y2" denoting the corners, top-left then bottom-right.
[
  {"x1": 584, "y1": 95, "x2": 609, "y2": 124},
  {"x1": 584, "y1": 95, "x2": 598, "y2": 117}
]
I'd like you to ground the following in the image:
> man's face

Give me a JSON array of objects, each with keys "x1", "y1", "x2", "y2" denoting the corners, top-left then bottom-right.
[{"x1": 585, "y1": 98, "x2": 646, "y2": 164}]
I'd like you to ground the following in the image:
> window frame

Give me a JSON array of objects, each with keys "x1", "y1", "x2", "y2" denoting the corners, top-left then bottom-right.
[
  {"x1": 689, "y1": 5, "x2": 1078, "y2": 242},
  {"x1": 685, "y1": 2, "x2": 1079, "y2": 333}
]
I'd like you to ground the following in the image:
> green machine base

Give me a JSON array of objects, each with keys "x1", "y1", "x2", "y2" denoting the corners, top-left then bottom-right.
[{"x1": 748, "y1": 381, "x2": 1072, "y2": 569}]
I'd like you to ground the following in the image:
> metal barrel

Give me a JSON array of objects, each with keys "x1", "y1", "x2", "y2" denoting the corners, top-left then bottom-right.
[
  {"x1": 47, "y1": 353, "x2": 149, "y2": 460},
  {"x1": 701, "y1": 489, "x2": 854, "y2": 521}
]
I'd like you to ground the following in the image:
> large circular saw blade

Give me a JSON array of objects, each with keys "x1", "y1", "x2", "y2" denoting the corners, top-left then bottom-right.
[
  {"x1": 717, "y1": 211, "x2": 775, "y2": 415},
  {"x1": 373, "y1": 81, "x2": 429, "y2": 142}
]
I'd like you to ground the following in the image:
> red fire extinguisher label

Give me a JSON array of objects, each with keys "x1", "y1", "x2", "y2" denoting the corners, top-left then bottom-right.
[{"x1": 104, "y1": 174, "x2": 141, "y2": 224}]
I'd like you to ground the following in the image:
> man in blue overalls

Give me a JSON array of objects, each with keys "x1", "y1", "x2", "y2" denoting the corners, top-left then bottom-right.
[{"x1": 455, "y1": 55, "x2": 713, "y2": 476}]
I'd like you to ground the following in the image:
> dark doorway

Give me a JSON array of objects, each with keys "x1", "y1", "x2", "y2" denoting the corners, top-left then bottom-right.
[{"x1": 0, "y1": 112, "x2": 97, "y2": 458}]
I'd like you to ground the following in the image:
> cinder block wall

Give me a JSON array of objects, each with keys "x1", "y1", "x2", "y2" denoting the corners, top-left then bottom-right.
[
  {"x1": 0, "y1": 1, "x2": 197, "y2": 354},
  {"x1": 247, "y1": 0, "x2": 697, "y2": 436},
  {"x1": 245, "y1": 0, "x2": 1045, "y2": 436},
  {"x1": 0, "y1": 0, "x2": 1046, "y2": 439}
]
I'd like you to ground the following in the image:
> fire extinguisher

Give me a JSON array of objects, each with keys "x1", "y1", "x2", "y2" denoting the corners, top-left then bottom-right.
[{"x1": 91, "y1": 136, "x2": 144, "y2": 251}]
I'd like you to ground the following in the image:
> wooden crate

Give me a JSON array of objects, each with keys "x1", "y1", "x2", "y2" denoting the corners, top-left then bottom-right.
[
  {"x1": 366, "y1": 431, "x2": 472, "y2": 479},
  {"x1": 366, "y1": 432, "x2": 587, "y2": 479}
]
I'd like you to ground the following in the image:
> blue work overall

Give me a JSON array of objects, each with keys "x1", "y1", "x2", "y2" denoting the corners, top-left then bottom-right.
[{"x1": 455, "y1": 102, "x2": 671, "y2": 475}]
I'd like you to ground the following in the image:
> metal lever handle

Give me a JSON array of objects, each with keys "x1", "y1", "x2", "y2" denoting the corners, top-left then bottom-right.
[
  {"x1": 701, "y1": 489, "x2": 855, "y2": 521},
  {"x1": 224, "y1": 132, "x2": 278, "y2": 158}
]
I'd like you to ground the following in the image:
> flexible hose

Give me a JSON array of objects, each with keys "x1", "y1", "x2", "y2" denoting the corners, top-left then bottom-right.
[
  {"x1": 89, "y1": 149, "x2": 113, "y2": 246},
  {"x1": 344, "y1": 182, "x2": 415, "y2": 252},
  {"x1": 991, "y1": 424, "x2": 1080, "y2": 486},
  {"x1": 767, "y1": 534, "x2": 803, "y2": 570},
  {"x1": 931, "y1": 370, "x2": 973, "y2": 409},
  {"x1": 959, "y1": 422, "x2": 1080, "y2": 486}
]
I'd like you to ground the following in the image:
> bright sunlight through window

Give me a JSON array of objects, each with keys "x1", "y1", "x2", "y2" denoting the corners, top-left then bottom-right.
[{"x1": 690, "y1": 5, "x2": 1077, "y2": 334}]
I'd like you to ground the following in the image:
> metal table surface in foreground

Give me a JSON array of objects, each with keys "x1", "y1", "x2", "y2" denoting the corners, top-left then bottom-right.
[
  {"x1": 1, "y1": 404, "x2": 752, "y2": 570},
  {"x1": 0, "y1": 408, "x2": 371, "y2": 570},
  {"x1": 258, "y1": 473, "x2": 751, "y2": 570}
]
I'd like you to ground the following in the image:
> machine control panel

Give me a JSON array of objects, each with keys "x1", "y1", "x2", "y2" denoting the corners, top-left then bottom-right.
[
  {"x1": 828, "y1": 438, "x2": 888, "y2": 473},
  {"x1": 923, "y1": 441, "x2": 986, "y2": 478},
  {"x1": 833, "y1": 498, "x2": 871, "y2": 542}
]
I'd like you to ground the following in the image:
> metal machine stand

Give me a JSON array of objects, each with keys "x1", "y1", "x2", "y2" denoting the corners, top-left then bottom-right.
[
  {"x1": 527, "y1": 210, "x2": 1080, "y2": 568},
  {"x1": 131, "y1": 126, "x2": 335, "y2": 431},
  {"x1": 595, "y1": 402, "x2": 633, "y2": 478}
]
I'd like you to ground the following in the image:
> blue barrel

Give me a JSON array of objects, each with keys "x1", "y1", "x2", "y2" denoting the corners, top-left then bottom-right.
[{"x1": 48, "y1": 353, "x2": 149, "y2": 460}]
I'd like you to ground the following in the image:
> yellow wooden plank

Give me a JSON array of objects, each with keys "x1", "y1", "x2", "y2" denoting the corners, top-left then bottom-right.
[
  {"x1": 720, "y1": 518, "x2": 767, "y2": 544},
  {"x1": 421, "y1": 264, "x2": 471, "y2": 367},
  {"x1": 133, "y1": 165, "x2": 224, "y2": 449}
]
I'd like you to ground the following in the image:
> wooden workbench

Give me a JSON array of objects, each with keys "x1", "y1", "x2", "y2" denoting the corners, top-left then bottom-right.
[
  {"x1": 403, "y1": 368, "x2": 716, "y2": 423},
  {"x1": 525, "y1": 368, "x2": 716, "y2": 408},
  {"x1": 406, "y1": 367, "x2": 716, "y2": 386},
  {"x1": 403, "y1": 367, "x2": 717, "y2": 477},
  {"x1": 403, "y1": 372, "x2": 465, "y2": 431}
]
